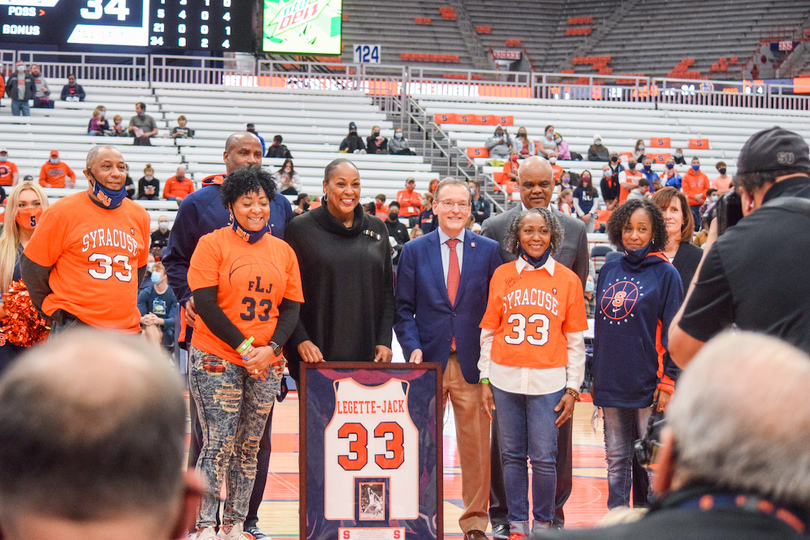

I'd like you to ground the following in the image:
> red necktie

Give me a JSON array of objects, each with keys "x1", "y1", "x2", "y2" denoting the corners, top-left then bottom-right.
[{"x1": 446, "y1": 238, "x2": 460, "y2": 351}]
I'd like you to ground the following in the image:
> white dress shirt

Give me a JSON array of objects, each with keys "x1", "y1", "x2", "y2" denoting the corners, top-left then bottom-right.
[{"x1": 437, "y1": 227, "x2": 466, "y2": 284}]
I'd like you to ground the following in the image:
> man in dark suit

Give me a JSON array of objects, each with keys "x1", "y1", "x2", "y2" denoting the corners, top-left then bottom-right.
[
  {"x1": 481, "y1": 156, "x2": 589, "y2": 537},
  {"x1": 395, "y1": 178, "x2": 503, "y2": 540}
]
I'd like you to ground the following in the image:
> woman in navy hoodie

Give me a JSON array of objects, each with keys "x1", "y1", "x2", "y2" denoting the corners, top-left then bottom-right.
[{"x1": 593, "y1": 198, "x2": 683, "y2": 509}]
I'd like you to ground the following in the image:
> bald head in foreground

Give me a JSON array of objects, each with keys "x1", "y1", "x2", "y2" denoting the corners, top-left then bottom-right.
[
  {"x1": 0, "y1": 330, "x2": 202, "y2": 540},
  {"x1": 538, "y1": 331, "x2": 810, "y2": 540}
]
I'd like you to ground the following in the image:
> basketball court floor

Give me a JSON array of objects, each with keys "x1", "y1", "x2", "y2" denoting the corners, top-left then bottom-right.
[{"x1": 213, "y1": 393, "x2": 610, "y2": 538}]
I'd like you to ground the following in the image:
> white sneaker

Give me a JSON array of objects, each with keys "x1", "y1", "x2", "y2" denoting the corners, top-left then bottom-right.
[
  {"x1": 222, "y1": 523, "x2": 255, "y2": 540},
  {"x1": 193, "y1": 527, "x2": 217, "y2": 540}
]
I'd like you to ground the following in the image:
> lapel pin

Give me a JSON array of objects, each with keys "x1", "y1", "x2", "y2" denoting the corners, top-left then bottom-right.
[{"x1": 471, "y1": 242, "x2": 476, "y2": 247}]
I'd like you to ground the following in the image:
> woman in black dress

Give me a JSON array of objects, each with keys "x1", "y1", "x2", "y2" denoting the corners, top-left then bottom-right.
[{"x1": 284, "y1": 158, "x2": 394, "y2": 379}]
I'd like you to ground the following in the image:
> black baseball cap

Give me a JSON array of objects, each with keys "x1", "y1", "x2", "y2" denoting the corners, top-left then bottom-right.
[{"x1": 737, "y1": 127, "x2": 810, "y2": 174}]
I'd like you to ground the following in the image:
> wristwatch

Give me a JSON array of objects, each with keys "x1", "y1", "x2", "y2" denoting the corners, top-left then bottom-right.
[{"x1": 269, "y1": 341, "x2": 283, "y2": 356}]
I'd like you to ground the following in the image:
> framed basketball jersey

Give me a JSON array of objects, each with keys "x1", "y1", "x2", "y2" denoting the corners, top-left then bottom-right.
[{"x1": 300, "y1": 363, "x2": 443, "y2": 540}]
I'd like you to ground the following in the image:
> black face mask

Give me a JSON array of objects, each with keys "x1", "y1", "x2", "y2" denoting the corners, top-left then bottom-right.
[
  {"x1": 719, "y1": 168, "x2": 727, "y2": 175},
  {"x1": 303, "y1": 202, "x2": 310, "y2": 211},
  {"x1": 373, "y1": 131, "x2": 380, "y2": 137},
  {"x1": 388, "y1": 212, "x2": 399, "y2": 221},
  {"x1": 611, "y1": 156, "x2": 618, "y2": 163},
  {"x1": 629, "y1": 163, "x2": 636, "y2": 170}
]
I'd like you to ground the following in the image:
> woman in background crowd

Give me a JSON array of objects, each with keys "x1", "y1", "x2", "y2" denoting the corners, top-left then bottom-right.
[
  {"x1": 573, "y1": 170, "x2": 597, "y2": 232},
  {"x1": 366, "y1": 125, "x2": 387, "y2": 154},
  {"x1": 540, "y1": 125, "x2": 557, "y2": 158},
  {"x1": 554, "y1": 132, "x2": 571, "y2": 160},
  {"x1": 138, "y1": 163, "x2": 159, "y2": 200},
  {"x1": 651, "y1": 187, "x2": 702, "y2": 289},
  {"x1": 515, "y1": 127, "x2": 534, "y2": 158},
  {"x1": 633, "y1": 139, "x2": 646, "y2": 162},
  {"x1": 277, "y1": 158, "x2": 302, "y2": 195}
]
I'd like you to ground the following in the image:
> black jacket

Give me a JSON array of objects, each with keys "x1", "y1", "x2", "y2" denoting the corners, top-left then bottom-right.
[
  {"x1": 5, "y1": 74, "x2": 36, "y2": 101},
  {"x1": 285, "y1": 205, "x2": 394, "y2": 379}
]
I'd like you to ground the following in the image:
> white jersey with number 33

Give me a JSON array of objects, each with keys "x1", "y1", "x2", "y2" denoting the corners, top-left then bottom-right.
[{"x1": 324, "y1": 378, "x2": 418, "y2": 520}]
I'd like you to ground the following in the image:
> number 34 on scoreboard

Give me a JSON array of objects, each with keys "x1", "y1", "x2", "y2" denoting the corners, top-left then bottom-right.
[{"x1": 324, "y1": 379, "x2": 419, "y2": 521}]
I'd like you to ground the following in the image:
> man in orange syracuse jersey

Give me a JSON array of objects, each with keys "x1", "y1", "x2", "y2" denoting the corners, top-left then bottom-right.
[{"x1": 21, "y1": 145, "x2": 150, "y2": 334}]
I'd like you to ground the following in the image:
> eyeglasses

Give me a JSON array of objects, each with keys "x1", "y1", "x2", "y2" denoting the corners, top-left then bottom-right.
[{"x1": 437, "y1": 200, "x2": 470, "y2": 210}]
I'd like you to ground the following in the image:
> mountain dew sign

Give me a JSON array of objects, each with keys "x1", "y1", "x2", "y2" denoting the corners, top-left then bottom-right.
[{"x1": 263, "y1": 0, "x2": 342, "y2": 55}]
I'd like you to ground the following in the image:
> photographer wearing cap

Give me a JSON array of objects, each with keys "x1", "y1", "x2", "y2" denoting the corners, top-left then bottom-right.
[{"x1": 669, "y1": 127, "x2": 810, "y2": 367}]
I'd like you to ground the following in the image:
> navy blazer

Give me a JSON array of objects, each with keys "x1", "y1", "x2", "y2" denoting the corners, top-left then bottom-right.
[{"x1": 395, "y1": 229, "x2": 503, "y2": 384}]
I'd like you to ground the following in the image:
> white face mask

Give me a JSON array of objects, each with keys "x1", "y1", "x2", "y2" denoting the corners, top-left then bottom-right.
[
  {"x1": 0, "y1": 156, "x2": 6, "y2": 163},
  {"x1": 49, "y1": 158, "x2": 59, "y2": 164},
  {"x1": 710, "y1": 195, "x2": 719, "y2": 202},
  {"x1": 16, "y1": 65, "x2": 24, "y2": 73},
  {"x1": 159, "y1": 222, "x2": 169, "y2": 232},
  {"x1": 549, "y1": 157, "x2": 557, "y2": 164},
  {"x1": 146, "y1": 262, "x2": 155, "y2": 272},
  {"x1": 145, "y1": 174, "x2": 153, "y2": 180}
]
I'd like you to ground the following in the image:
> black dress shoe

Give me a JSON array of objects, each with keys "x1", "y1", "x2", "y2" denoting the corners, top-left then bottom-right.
[
  {"x1": 491, "y1": 523, "x2": 510, "y2": 540},
  {"x1": 464, "y1": 529, "x2": 489, "y2": 540}
]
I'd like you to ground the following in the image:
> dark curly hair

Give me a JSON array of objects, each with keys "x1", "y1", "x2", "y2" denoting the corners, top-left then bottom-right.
[
  {"x1": 504, "y1": 207, "x2": 564, "y2": 257},
  {"x1": 606, "y1": 198, "x2": 667, "y2": 251},
  {"x1": 220, "y1": 166, "x2": 276, "y2": 209}
]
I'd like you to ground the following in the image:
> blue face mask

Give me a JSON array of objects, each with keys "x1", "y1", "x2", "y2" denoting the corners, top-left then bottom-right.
[
  {"x1": 519, "y1": 245, "x2": 551, "y2": 269},
  {"x1": 692, "y1": 164, "x2": 700, "y2": 171},
  {"x1": 395, "y1": 132, "x2": 403, "y2": 139},
  {"x1": 643, "y1": 164, "x2": 651, "y2": 171},
  {"x1": 89, "y1": 172, "x2": 127, "y2": 209},
  {"x1": 231, "y1": 210, "x2": 270, "y2": 244},
  {"x1": 666, "y1": 163, "x2": 674, "y2": 169},
  {"x1": 151, "y1": 272, "x2": 162, "y2": 284},
  {"x1": 624, "y1": 241, "x2": 653, "y2": 265}
]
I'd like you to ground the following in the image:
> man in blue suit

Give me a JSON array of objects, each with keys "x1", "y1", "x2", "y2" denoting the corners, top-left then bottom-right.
[{"x1": 395, "y1": 178, "x2": 503, "y2": 540}]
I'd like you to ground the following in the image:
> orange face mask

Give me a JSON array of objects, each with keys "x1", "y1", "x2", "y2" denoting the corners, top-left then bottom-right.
[{"x1": 16, "y1": 207, "x2": 42, "y2": 230}]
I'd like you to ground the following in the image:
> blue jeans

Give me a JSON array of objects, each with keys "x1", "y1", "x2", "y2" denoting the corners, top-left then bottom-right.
[
  {"x1": 602, "y1": 406, "x2": 652, "y2": 509},
  {"x1": 189, "y1": 346, "x2": 280, "y2": 529},
  {"x1": 690, "y1": 204, "x2": 702, "y2": 232},
  {"x1": 492, "y1": 385, "x2": 563, "y2": 534},
  {"x1": 11, "y1": 100, "x2": 30, "y2": 116}
]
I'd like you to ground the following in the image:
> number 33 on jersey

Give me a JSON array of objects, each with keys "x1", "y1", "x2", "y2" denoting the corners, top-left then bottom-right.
[
  {"x1": 480, "y1": 262, "x2": 588, "y2": 368},
  {"x1": 324, "y1": 379, "x2": 419, "y2": 520}
]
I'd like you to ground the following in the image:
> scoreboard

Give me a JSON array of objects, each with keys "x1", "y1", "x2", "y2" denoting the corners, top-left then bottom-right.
[{"x1": 0, "y1": 0, "x2": 255, "y2": 52}]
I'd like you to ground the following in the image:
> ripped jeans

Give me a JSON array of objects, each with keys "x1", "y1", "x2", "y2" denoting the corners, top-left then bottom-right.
[{"x1": 189, "y1": 346, "x2": 280, "y2": 529}]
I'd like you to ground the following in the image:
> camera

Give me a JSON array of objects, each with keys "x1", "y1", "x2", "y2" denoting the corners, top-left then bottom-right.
[
  {"x1": 634, "y1": 407, "x2": 666, "y2": 469},
  {"x1": 703, "y1": 188, "x2": 744, "y2": 236}
]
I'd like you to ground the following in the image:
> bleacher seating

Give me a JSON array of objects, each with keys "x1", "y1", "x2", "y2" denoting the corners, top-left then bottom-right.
[
  {"x1": 567, "y1": 0, "x2": 810, "y2": 79},
  {"x1": 415, "y1": 93, "x2": 810, "y2": 210},
  {"x1": 334, "y1": 0, "x2": 809, "y2": 79},
  {"x1": 0, "y1": 83, "x2": 440, "y2": 229},
  {"x1": 340, "y1": 0, "x2": 474, "y2": 68}
]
